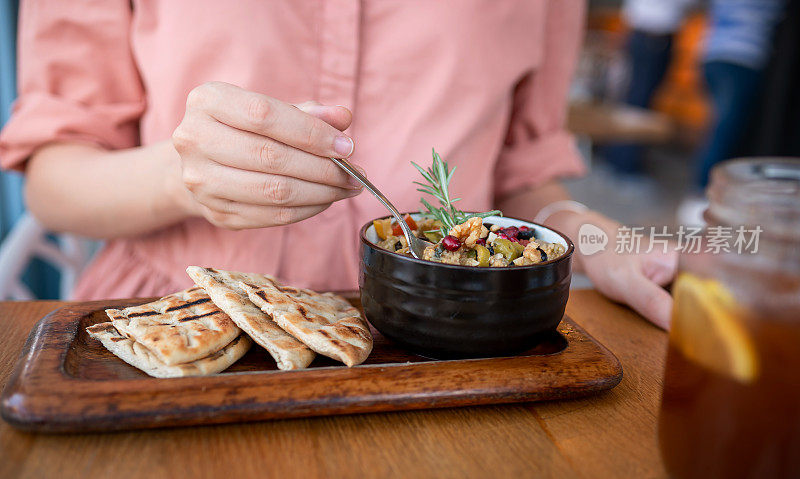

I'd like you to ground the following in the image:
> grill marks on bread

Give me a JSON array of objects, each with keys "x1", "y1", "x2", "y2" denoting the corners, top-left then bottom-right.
[
  {"x1": 105, "y1": 287, "x2": 241, "y2": 366},
  {"x1": 126, "y1": 310, "x2": 159, "y2": 318},
  {"x1": 88, "y1": 269, "x2": 373, "y2": 376},
  {"x1": 87, "y1": 323, "x2": 251, "y2": 378},
  {"x1": 240, "y1": 278, "x2": 373, "y2": 367},
  {"x1": 165, "y1": 297, "x2": 210, "y2": 312},
  {"x1": 177, "y1": 310, "x2": 222, "y2": 322},
  {"x1": 185, "y1": 267, "x2": 315, "y2": 370}
]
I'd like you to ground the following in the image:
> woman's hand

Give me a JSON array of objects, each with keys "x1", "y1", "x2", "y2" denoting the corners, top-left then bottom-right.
[
  {"x1": 172, "y1": 81, "x2": 363, "y2": 230},
  {"x1": 496, "y1": 183, "x2": 677, "y2": 330},
  {"x1": 558, "y1": 210, "x2": 678, "y2": 330}
]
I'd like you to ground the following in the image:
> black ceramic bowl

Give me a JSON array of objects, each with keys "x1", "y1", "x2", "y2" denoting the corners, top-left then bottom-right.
[{"x1": 359, "y1": 214, "x2": 574, "y2": 359}]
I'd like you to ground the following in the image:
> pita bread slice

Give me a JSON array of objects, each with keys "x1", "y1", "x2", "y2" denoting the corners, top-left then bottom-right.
[
  {"x1": 186, "y1": 266, "x2": 315, "y2": 370},
  {"x1": 87, "y1": 322, "x2": 251, "y2": 378},
  {"x1": 106, "y1": 287, "x2": 240, "y2": 366},
  {"x1": 240, "y1": 278, "x2": 372, "y2": 367}
]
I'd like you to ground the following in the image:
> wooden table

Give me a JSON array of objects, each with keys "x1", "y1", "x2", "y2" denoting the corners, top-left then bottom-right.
[
  {"x1": 568, "y1": 101, "x2": 675, "y2": 145},
  {"x1": 0, "y1": 290, "x2": 669, "y2": 479}
]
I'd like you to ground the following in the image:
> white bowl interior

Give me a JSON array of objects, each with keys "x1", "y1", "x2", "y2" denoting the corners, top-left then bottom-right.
[{"x1": 364, "y1": 214, "x2": 569, "y2": 248}]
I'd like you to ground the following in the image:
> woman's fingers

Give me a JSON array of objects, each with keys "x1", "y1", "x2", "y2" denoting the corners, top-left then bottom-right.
[
  {"x1": 198, "y1": 202, "x2": 333, "y2": 230},
  {"x1": 189, "y1": 160, "x2": 361, "y2": 206},
  {"x1": 175, "y1": 82, "x2": 362, "y2": 230},
  {"x1": 581, "y1": 244, "x2": 674, "y2": 330},
  {"x1": 187, "y1": 81, "x2": 354, "y2": 158},
  {"x1": 618, "y1": 271, "x2": 673, "y2": 330},
  {"x1": 198, "y1": 121, "x2": 359, "y2": 190},
  {"x1": 642, "y1": 250, "x2": 679, "y2": 286},
  {"x1": 295, "y1": 101, "x2": 352, "y2": 132}
]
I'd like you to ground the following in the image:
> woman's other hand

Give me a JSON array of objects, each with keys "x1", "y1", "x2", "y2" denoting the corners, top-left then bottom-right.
[
  {"x1": 172, "y1": 82, "x2": 363, "y2": 230},
  {"x1": 559, "y1": 210, "x2": 678, "y2": 330}
]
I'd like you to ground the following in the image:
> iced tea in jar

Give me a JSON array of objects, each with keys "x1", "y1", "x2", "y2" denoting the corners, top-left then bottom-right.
[{"x1": 659, "y1": 159, "x2": 800, "y2": 479}]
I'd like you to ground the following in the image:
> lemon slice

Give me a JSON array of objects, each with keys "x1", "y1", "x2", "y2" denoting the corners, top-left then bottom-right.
[{"x1": 671, "y1": 273, "x2": 759, "y2": 383}]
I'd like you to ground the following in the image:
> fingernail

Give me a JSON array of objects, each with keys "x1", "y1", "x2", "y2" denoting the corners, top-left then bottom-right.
[{"x1": 334, "y1": 136, "x2": 354, "y2": 157}]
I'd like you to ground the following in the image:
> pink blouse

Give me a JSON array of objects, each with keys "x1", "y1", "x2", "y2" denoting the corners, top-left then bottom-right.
[{"x1": 0, "y1": 0, "x2": 586, "y2": 300}]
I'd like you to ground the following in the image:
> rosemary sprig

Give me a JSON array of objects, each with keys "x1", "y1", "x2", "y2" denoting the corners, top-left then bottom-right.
[{"x1": 412, "y1": 148, "x2": 501, "y2": 237}]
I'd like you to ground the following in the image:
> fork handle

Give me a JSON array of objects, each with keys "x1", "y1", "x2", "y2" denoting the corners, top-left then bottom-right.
[{"x1": 329, "y1": 157, "x2": 415, "y2": 240}]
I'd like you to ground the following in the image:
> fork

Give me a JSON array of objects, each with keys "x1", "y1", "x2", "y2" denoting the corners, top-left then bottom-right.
[{"x1": 329, "y1": 157, "x2": 433, "y2": 259}]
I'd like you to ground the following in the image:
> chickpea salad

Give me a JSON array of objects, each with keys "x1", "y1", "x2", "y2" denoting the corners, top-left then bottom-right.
[
  {"x1": 374, "y1": 215, "x2": 566, "y2": 267},
  {"x1": 370, "y1": 148, "x2": 565, "y2": 267}
]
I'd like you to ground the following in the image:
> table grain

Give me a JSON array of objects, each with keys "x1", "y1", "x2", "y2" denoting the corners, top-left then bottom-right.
[{"x1": 0, "y1": 290, "x2": 669, "y2": 479}]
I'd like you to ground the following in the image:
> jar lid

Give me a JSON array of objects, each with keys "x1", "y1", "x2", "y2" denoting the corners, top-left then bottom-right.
[{"x1": 706, "y1": 158, "x2": 800, "y2": 241}]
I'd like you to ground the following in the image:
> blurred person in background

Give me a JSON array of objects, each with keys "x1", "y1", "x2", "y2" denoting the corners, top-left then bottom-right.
[
  {"x1": 602, "y1": 0, "x2": 696, "y2": 180},
  {"x1": 678, "y1": 0, "x2": 787, "y2": 224},
  {"x1": 737, "y1": 0, "x2": 800, "y2": 159},
  {"x1": 0, "y1": 1, "x2": 677, "y2": 329}
]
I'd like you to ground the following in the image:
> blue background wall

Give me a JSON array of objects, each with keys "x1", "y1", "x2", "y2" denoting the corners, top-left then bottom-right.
[{"x1": 1, "y1": 0, "x2": 60, "y2": 299}]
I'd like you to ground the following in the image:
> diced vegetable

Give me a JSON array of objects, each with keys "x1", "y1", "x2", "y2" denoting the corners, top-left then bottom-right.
[
  {"x1": 391, "y1": 214, "x2": 419, "y2": 236},
  {"x1": 424, "y1": 231, "x2": 444, "y2": 243},
  {"x1": 493, "y1": 238, "x2": 521, "y2": 261},
  {"x1": 373, "y1": 219, "x2": 392, "y2": 240},
  {"x1": 475, "y1": 245, "x2": 491, "y2": 266}
]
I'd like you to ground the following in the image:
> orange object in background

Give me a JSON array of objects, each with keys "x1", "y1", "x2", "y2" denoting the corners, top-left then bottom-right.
[
  {"x1": 585, "y1": 8, "x2": 712, "y2": 140},
  {"x1": 651, "y1": 13, "x2": 711, "y2": 135}
]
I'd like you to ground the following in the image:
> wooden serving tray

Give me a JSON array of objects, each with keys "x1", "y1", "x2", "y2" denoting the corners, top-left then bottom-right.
[{"x1": 1, "y1": 296, "x2": 622, "y2": 433}]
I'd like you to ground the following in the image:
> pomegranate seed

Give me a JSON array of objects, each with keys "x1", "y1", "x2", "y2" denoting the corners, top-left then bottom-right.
[
  {"x1": 519, "y1": 226, "x2": 530, "y2": 232},
  {"x1": 442, "y1": 235, "x2": 461, "y2": 251},
  {"x1": 502, "y1": 226, "x2": 519, "y2": 238},
  {"x1": 497, "y1": 233, "x2": 518, "y2": 243},
  {"x1": 475, "y1": 238, "x2": 486, "y2": 246}
]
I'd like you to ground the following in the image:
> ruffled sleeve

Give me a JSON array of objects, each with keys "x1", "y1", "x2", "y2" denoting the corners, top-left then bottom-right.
[
  {"x1": 493, "y1": 0, "x2": 587, "y2": 198},
  {"x1": 0, "y1": 0, "x2": 145, "y2": 171}
]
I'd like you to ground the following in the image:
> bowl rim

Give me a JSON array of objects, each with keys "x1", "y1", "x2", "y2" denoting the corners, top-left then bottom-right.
[{"x1": 359, "y1": 213, "x2": 574, "y2": 271}]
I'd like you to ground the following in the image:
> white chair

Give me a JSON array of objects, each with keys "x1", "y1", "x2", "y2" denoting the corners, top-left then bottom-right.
[{"x1": 0, "y1": 213, "x2": 96, "y2": 300}]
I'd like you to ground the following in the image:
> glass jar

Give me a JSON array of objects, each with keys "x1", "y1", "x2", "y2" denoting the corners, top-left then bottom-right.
[{"x1": 659, "y1": 158, "x2": 800, "y2": 479}]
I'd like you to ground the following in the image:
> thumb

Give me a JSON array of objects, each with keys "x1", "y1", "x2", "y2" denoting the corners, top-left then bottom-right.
[{"x1": 295, "y1": 101, "x2": 352, "y2": 132}]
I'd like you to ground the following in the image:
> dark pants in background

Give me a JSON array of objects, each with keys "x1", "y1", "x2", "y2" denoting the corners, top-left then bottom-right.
[
  {"x1": 697, "y1": 61, "x2": 762, "y2": 188},
  {"x1": 737, "y1": 0, "x2": 800, "y2": 160},
  {"x1": 603, "y1": 30, "x2": 674, "y2": 175}
]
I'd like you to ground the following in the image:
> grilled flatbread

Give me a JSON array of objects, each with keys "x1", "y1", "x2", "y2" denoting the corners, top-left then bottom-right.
[
  {"x1": 105, "y1": 287, "x2": 240, "y2": 366},
  {"x1": 186, "y1": 266, "x2": 315, "y2": 370},
  {"x1": 87, "y1": 322, "x2": 251, "y2": 378},
  {"x1": 240, "y1": 278, "x2": 372, "y2": 367}
]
